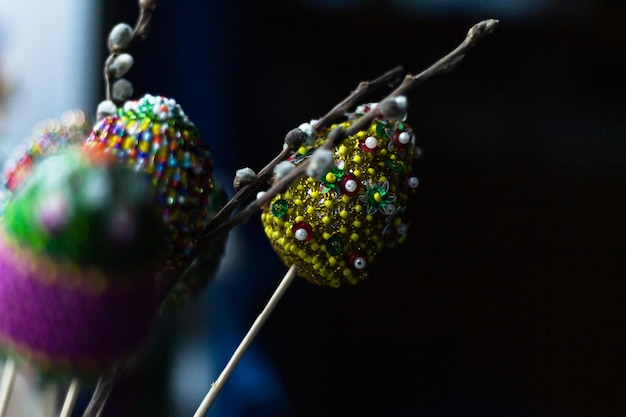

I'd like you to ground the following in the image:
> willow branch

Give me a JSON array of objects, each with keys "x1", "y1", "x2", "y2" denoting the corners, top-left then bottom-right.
[
  {"x1": 154, "y1": 19, "x2": 498, "y2": 314},
  {"x1": 103, "y1": 0, "x2": 158, "y2": 101},
  {"x1": 312, "y1": 65, "x2": 404, "y2": 132}
]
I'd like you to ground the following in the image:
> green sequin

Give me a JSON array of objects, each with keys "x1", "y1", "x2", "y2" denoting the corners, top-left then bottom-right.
[
  {"x1": 326, "y1": 235, "x2": 345, "y2": 256},
  {"x1": 271, "y1": 199, "x2": 289, "y2": 218}
]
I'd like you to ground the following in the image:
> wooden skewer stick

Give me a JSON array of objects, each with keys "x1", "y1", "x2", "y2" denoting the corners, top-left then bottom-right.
[
  {"x1": 59, "y1": 378, "x2": 80, "y2": 417},
  {"x1": 0, "y1": 357, "x2": 16, "y2": 417},
  {"x1": 192, "y1": 264, "x2": 298, "y2": 417}
]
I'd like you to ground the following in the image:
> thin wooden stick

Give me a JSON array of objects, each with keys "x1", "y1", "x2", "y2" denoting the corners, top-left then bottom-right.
[
  {"x1": 192, "y1": 264, "x2": 298, "y2": 417},
  {"x1": 59, "y1": 378, "x2": 80, "y2": 417},
  {"x1": 81, "y1": 362, "x2": 125, "y2": 417},
  {"x1": 0, "y1": 357, "x2": 16, "y2": 417}
]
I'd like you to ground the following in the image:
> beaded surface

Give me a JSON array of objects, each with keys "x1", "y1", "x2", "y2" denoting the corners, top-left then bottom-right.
[
  {"x1": 1, "y1": 148, "x2": 162, "y2": 269},
  {"x1": 0, "y1": 110, "x2": 91, "y2": 213},
  {"x1": 84, "y1": 94, "x2": 214, "y2": 266},
  {"x1": 261, "y1": 105, "x2": 418, "y2": 287}
]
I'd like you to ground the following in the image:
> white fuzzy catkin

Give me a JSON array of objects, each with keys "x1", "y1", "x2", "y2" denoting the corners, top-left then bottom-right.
[
  {"x1": 235, "y1": 167, "x2": 256, "y2": 183},
  {"x1": 96, "y1": 100, "x2": 118, "y2": 119},
  {"x1": 380, "y1": 95, "x2": 408, "y2": 121},
  {"x1": 108, "y1": 23, "x2": 134, "y2": 52},
  {"x1": 109, "y1": 53, "x2": 134, "y2": 78},
  {"x1": 273, "y1": 161, "x2": 295, "y2": 181},
  {"x1": 306, "y1": 149, "x2": 334, "y2": 179},
  {"x1": 112, "y1": 79, "x2": 134, "y2": 101}
]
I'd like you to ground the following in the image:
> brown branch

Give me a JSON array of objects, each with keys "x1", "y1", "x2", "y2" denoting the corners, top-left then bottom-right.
[
  {"x1": 312, "y1": 65, "x2": 404, "y2": 132},
  {"x1": 154, "y1": 18, "x2": 499, "y2": 311},
  {"x1": 203, "y1": 19, "x2": 498, "y2": 242},
  {"x1": 103, "y1": 0, "x2": 158, "y2": 102}
]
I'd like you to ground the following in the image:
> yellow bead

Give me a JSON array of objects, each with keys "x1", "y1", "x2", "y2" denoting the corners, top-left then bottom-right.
[
  {"x1": 368, "y1": 168, "x2": 376, "y2": 175},
  {"x1": 379, "y1": 176, "x2": 387, "y2": 183},
  {"x1": 298, "y1": 250, "x2": 307, "y2": 259},
  {"x1": 323, "y1": 232, "x2": 331, "y2": 240},
  {"x1": 325, "y1": 172, "x2": 336, "y2": 183},
  {"x1": 353, "y1": 220, "x2": 362, "y2": 228},
  {"x1": 295, "y1": 215, "x2": 304, "y2": 222},
  {"x1": 374, "y1": 192, "x2": 383, "y2": 203},
  {"x1": 297, "y1": 184, "x2": 305, "y2": 191},
  {"x1": 310, "y1": 190, "x2": 320, "y2": 199},
  {"x1": 306, "y1": 206, "x2": 315, "y2": 215},
  {"x1": 322, "y1": 216, "x2": 331, "y2": 225},
  {"x1": 338, "y1": 145, "x2": 347, "y2": 155},
  {"x1": 353, "y1": 155, "x2": 362, "y2": 164},
  {"x1": 353, "y1": 169, "x2": 362, "y2": 178},
  {"x1": 324, "y1": 200, "x2": 333, "y2": 209},
  {"x1": 297, "y1": 146, "x2": 308, "y2": 155},
  {"x1": 339, "y1": 210, "x2": 349, "y2": 219},
  {"x1": 350, "y1": 233, "x2": 359, "y2": 242},
  {"x1": 366, "y1": 215, "x2": 374, "y2": 222},
  {"x1": 339, "y1": 227, "x2": 348, "y2": 234},
  {"x1": 310, "y1": 242, "x2": 320, "y2": 251},
  {"x1": 328, "y1": 257, "x2": 337, "y2": 266},
  {"x1": 343, "y1": 268, "x2": 352, "y2": 277},
  {"x1": 294, "y1": 199, "x2": 303, "y2": 206},
  {"x1": 355, "y1": 204, "x2": 363, "y2": 212},
  {"x1": 341, "y1": 195, "x2": 351, "y2": 204}
]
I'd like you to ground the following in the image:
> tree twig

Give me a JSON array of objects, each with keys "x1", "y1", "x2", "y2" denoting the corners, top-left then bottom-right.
[{"x1": 198, "y1": 19, "x2": 499, "y2": 252}]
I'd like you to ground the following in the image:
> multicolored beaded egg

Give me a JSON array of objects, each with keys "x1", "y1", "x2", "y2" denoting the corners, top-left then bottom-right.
[
  {"x1": 0, "y1": 148, "x2": 163, "y2": 374},
  {"x1": 0, "y1": 110, "x2": 91, "y2": 212},
  {"x1": 261, "y1": 103, "x2": 419, "y2": 287},
  {"x1": 84, "y1": 94, "x2": 214, "y2": 267}
]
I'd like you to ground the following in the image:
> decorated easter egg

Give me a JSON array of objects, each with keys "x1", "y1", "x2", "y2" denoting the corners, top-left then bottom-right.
[
  {"x1": 84, "y1": 94, "x2": 214, "y2": 266},
  {"x1": 0, "y1": 148, "x2": 163, "y2": 374},
  {"x1": 0, "y1": 110, "x2": 91, "y2": 213},
  {"x1": 161, "y1": 182, "x2": 229, "y2": 311},
  {"x1": 261, "y1": 104, "x2": 418, "y2": 287}
]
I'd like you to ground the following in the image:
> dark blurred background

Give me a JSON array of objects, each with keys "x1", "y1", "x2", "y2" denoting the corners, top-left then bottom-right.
[{"x1": 99, "y1": 1, "x2": 624, "y2": 416}]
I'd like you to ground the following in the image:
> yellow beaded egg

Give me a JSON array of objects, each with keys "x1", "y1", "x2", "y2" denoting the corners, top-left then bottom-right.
[{"x1": 261, "y1": 104, "x2": 419, "y2": 287}]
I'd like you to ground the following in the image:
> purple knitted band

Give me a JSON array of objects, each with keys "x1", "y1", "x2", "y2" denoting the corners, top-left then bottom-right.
[{"x1": 0, "y1": 236, "x2": 157, "y2": 374}]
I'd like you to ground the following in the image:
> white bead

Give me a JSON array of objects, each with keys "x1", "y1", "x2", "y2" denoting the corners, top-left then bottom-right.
[
  {"x1": 398, "y1": 131, "x2": 410, "y2": 144},
  {"x1": 344, "y1": 179, "x2": 357, "y2": 193},
  {"x1": 256, "y1": 191, "x2": 266, "y2": 200},
  {"x1": 294, "y1": 228, "x2": 308, "y2": 241},
  {"x1": 365, "y1": 136, "x2": 377, "y2": 149},
  {"x1": 353, "y1": 257, "x2": 367, "y2": 270},
  {"x1": 397, "y1": 223, "x2": 408, "y2": 235},
  {"x1": 408, "y1": 177, "x2": 419, "y2": 189}
]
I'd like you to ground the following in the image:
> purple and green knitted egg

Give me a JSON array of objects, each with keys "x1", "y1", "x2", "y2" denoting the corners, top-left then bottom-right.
[
  {"x1": 0, "y1": 148, "x2": 163, "y2": 374},
  {"x1": 261, "y1": 104, "x2": 418, "y2": 287},
  {"x1": 84, "y1": 94, "x2": 214, "y2": 266}
]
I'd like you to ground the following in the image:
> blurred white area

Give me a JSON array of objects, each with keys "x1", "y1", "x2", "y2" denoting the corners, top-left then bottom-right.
[{"x1": 0, "y1": 0, "x2": 99, "y2": 161}]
